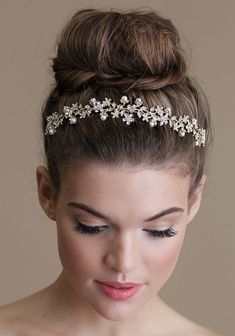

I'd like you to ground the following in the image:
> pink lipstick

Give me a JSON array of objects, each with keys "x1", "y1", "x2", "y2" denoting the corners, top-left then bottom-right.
[{"x1": 95, "y1": 280, "x2": 144, "y2": 300}]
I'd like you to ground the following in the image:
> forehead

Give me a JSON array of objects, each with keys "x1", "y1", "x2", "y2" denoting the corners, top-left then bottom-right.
[{"x1": 59, "y1": 163, "x2": 190, "y2": 207}]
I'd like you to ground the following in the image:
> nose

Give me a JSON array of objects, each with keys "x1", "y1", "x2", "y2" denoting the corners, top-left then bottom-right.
[{"x1": 104, "y1": 229, "x2": 140, "y2": 274}]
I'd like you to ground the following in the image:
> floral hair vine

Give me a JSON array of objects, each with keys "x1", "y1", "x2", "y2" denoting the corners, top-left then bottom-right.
[{"x1": 45, "y1": 95, "x2": 206, "y2": 147}]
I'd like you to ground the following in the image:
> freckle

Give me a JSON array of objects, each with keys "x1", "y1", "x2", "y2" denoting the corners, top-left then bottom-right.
[{"x1": 42, "y1": 314, "x2": 47, "y2": 318}]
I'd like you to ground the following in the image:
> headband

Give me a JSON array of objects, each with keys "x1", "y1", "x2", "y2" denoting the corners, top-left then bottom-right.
[{"x1": 45, "y1": 95, "x2": 206, "y2": 147}]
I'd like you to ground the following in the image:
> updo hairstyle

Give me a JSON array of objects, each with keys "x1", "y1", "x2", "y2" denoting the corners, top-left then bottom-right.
[{"x1": 41, "y1": 8, "x2": 212, "y2": 200}]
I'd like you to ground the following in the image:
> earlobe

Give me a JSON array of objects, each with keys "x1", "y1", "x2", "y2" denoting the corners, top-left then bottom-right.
[
  {"x1": 187, "y1": 174, "x2": 207, "y2": 224},
  {"x1": 36, "y1": 165, "x2": 56, "y2": 220}
]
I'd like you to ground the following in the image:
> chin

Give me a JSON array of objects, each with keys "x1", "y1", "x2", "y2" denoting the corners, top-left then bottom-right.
[
  {"x1": 84, "y1": 283, "x2": 152, "y2": 322},
  {"x1": 90, "y1": 298, "x2": 144, "y2": 321}
]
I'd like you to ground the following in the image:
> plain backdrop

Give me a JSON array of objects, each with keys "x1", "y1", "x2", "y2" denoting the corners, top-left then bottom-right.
[{"x1": 0, "y1": 1, "x2": 234, "y2": 335}]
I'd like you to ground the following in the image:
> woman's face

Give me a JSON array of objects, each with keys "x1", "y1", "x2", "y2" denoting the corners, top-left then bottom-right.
[{"x1": 38, "y1": 163, "x2": 204, "y2": 321}]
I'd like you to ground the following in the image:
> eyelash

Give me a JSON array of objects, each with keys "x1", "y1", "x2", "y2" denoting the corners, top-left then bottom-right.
[{"x1": 73, "y1": 221, "x2": 178, "y2": 239}]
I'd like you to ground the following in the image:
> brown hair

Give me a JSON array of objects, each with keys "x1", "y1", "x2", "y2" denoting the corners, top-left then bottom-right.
[{"x1": 41, "y1": 8, "x2": 212, "y2": 200}]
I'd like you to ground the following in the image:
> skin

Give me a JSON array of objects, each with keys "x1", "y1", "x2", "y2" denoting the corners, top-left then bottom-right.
[{"x1": 0, "y1": 162, "x2": 220, "y2": 336}]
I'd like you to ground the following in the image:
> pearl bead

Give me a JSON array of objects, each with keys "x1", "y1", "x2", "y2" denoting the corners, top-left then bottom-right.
[
  {"x1": 70, "y1": 117, "x2": 77, "y2": 124},
  {"x1": 100, "y1": 114, "x2": 107, "y2": 121},
  {"x1": 49, "y1": 128, "x2": 55, "y2": 135}
]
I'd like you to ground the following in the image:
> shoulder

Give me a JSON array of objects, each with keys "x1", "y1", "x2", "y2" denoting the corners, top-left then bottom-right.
[
  {"x1": 0, "y1": 291, "x2": 53, "y2": 336},
  {"x1": 161, "y1": 305, "x2": 224, "y2": 336},
  {"x1": 176, "y1": 319, "x2": 224, "y2": 336},
  {"x1": 0, "y1": 302, "x2": 21, "y2": 336},
  {"x1": 192, "y1": 328, "x2": 224, "y2": 336},
  {"x1": 190, "y1": 326, "x2": 224, "y2": 336}
]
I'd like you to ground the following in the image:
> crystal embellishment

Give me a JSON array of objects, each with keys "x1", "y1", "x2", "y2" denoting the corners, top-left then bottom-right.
[{"x1": 45, "y1": 96, "x2": 206, "y2": 147}]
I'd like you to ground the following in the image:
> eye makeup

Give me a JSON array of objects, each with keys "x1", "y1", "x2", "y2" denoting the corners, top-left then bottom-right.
[{"x1": 73, "y1": 220, "x2": 178, "y2": 239}]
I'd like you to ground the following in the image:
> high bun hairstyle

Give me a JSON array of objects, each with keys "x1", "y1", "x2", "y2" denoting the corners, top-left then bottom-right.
[{"x1": 41, "y1": 8, "x2": 212, "y2": 200}]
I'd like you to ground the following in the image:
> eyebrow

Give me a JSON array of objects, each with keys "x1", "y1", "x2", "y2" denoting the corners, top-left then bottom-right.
[{"x1": 68, "y1": 202, "x2": 184, "y2": 223}]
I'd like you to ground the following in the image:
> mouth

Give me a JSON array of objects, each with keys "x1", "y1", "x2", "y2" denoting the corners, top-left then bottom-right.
[
  {"x1": 95, "y1": 280, "x2": 144, "y2": 300},
  {"x1": 95, "y1": 280, "x2": 143, "y2": 288}
]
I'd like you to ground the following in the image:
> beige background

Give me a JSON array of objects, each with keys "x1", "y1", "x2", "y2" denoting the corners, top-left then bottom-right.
[{"x1": 0, "y1": 1, "x2": 234, "y2": 335}]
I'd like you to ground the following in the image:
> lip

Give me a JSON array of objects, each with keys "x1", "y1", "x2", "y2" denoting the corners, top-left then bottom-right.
[
  {"x1": 96, "y1": 280, "x2": 142, "y2": 288},
  {"x1": 95, "y1": 280, "x2": 144, "y2": 300}
]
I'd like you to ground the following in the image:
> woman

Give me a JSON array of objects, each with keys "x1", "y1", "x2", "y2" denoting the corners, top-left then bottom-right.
[{"x1": 0, "y1": 8, "x2": 221, "y2": 335}]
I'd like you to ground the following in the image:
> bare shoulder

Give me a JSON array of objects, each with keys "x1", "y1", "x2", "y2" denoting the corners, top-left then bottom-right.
[
  {"x1": 176, "y1": 317, "x2": 224, "y2": 336},
  {"x1": 0, "y1": 298, "x2": 37, "y2": 336},
  {"x1": 0, "y1": 300, "x2": 24, "y2": 336},
  {"x1": 160, "y1": 302, "x2": 224, "y2": 336},
  {"x1": 189, "y1": 324, "x2": 224, "y2": 336},
  {"x1": 0, "y1": 288, "x2": 53, "y2": 336}
]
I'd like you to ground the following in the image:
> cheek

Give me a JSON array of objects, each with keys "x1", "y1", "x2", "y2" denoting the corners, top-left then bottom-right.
[
  {"x1": 148, "y1": 232, "x2": 185, "y2": 282},
  {"x1": 57, "y1": 229, "x2": 98, "y2": 277}
]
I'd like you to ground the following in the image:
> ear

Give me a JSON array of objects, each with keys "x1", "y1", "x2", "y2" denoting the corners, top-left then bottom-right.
[
  {"x1": 186, "y1": 174, "x2": 207, "y2": 225},
  {"x1": 36, "y1": 165, "x2": 57, "y2": 221}
]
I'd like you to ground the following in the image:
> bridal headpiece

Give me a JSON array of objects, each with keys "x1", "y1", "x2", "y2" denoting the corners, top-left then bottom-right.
[{"x1": 45, "y1": 95, "x2": 206, "y2": 147}]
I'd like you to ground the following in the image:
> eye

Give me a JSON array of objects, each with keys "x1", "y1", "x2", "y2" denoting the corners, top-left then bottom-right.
[
  {"x1": 73, "y1": 221, "x2": 178, "y2": 239},
  {"x1": 73, "y1": 221, "x2": 107, "y2": 235},
  {"x1": 143, "y1": 228, "x2": 178, "y2": 239}
]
